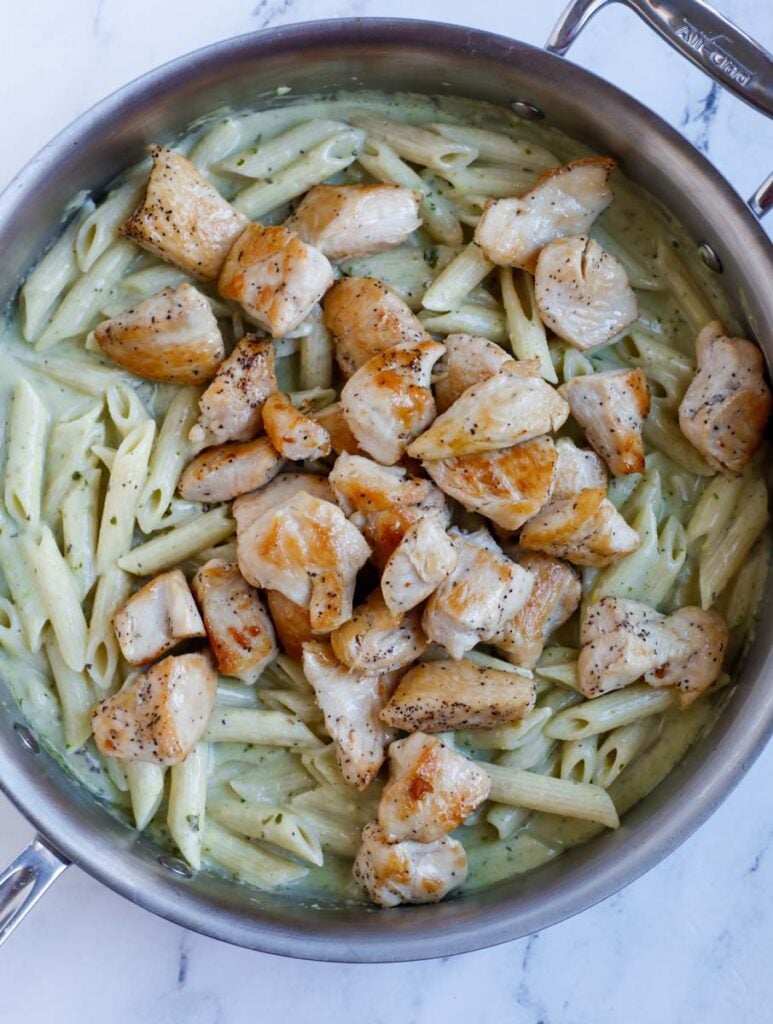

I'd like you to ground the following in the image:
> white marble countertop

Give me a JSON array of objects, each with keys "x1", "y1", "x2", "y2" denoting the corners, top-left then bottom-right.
[{"x1": 1, "y1": 1, "x2": 771, "y2": 1021}]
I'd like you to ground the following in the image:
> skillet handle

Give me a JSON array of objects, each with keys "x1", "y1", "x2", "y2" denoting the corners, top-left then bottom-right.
[
  {"x1": 546, "y1": 0, "x2": 773, "y2": 217},
  {"x1": 0, "y1": 835, "x2": 69, "y2": 946}
]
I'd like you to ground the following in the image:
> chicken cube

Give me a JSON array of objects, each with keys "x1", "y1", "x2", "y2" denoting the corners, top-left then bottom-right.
[
  {"x1": 91, "y1": 652, "x2": 217, "y2": 764},
  {"x1": 302, "y1": 641, "x2": 397, "y2": 789},
  {"x1": 422, "y1": 528, "x2": 534, "y2": 659},
  {"x1": 178, "y1": 436, "x2": 284, "y2": 503},
  {"x1": 189, "y1": 336, "x2": 276, "y2": 448},
  {"x1": 266, "y1": 590, "x2": 315, "y2": 661},
  {"x1": 192, "y1": 559, "x2": 277, "y2": 684},
  {"x1": 340, "y1": 339, "x2": 446, "y2": 465},
  {"x1": 112, "y1": 569, "x2": 205, "y2": 666},
  {"x1": 560, "y1": 368, "x2": 650, "y2": 476},
  {"x1": 330, "y1": 589, "x2": 427, "y2": 673},
  {"x1": 551, "y1": 437, "x2": 607, "y2": 499},
  {"x1": 381, "y1": 661, "x2": 536, "y2": 732},
  {"x1": 232, "y1": 472, "x2": 334, "y2": 534},
  {"x1": 262, "y1": 391, "x2": 332, "y2": 461},
  {"x1": 352, "y1": 821, "x2": 468, "y2": 907},
  {"x1": 535, "y1": 235, "x2": 638, "y2": 350},
  {"x1": 323, "y1": 277, "x2": 430, "y2": 377},
  {"x1": 218, "y1": 223, "x2": 334, "y2": 337},
  {"x1": 122, "y1": 146, "x2": 247, "y2": 279},
  {"x1": 285, "y1": 184, "x2": 421, "y2": 260},
  {"x1": 678, "y1": 321, "x2": 771, "y2": 473},
  {"x1": 94, "y1": 283, "x2": 224, "y2": 384},
  {"x1": 381, "y1": 517, "x2": 458, "y2": 617},
  {"x1": 313, "y1": 402, "x2": 364, "y2": 456},
  {"x1": 433, "y1": 333, "x2": 517, "y2": 412},
  {"x1": 474, "y1": 157, "x2": 616, "y2": 270},
  {"x1": 644, "y1": 606, "x2": 727, "y2": 708},
  {"x1": 378, "y1": 733, "x2": 491, "y2": 842}
]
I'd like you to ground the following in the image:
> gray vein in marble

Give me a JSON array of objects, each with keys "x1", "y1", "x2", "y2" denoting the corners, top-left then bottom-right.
[
  {"x1": 177, "y1": 931, "x2": 191, "y2": 989},
  {"x1": 681, "y1": 83, "x2": 721, "y2": 154},
  {"x1": 516, "y1": 933, "x2": 551, "y2": 1022},
  {"x1": 252, "y1": 0, "x2": 297, "y2": 30}
]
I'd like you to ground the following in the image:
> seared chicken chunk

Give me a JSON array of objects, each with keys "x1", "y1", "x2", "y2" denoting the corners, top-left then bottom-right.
[
  {"x1": 535, "y1": 235, "x2": 638, "y2": 350},
  {"x1": 378, "y1": 733, "x2": 491, "y2": 842},
  {"x1": 433, "y1": 333, "x2": 517, "y2": 412},
  {"x1": 112, "y1": 569, "x2": 205, "y2": 666},
  {"x1": 330, "y1": 589, "x2": 427, "y2": 673},
  {"x1": 266, "y1": 590, "x2": 315, "y2": 660},
  {"x1": 551, "y1": 437, "x2": 607, "y2": 498},
  {"x1": 578, "y1": 597, "x2": 685, "y2": 697},
  {"x1": 189, "y1": 336, "x2": 276, "y2": 448},
  {"x1": 179, "y1": 436, "x2": 284, "y2": 503},
  {"x1": 422, "y1": 528, "x2": 534, "y2": 659},
  {"x1": 313, "y1": 402, "x2": 364, "y2": 455},
  {"x1": 678, "y1": 321, "x2": 771, "y2": 473},
  {"x1": 302, "y1": 641, "x2": 396, "y2": 789},
  {"x1": 233, "y1": 472, "x2": 333, "y2": 534},
  {"x1": 237, "y1": 491, "x2": 370, "y2": 633},
  {"x1": 192, "y1": 559, "x2": 277, "y2": 684},
  {"x1": 341, "y1": 339, "x2": 445, "y2": 465},
  {"x1": 123, "y1": 146, "x2": 247, "y2": 279},
  {"x1": 94, "y1": 283, "x2": 224, "y2": 384},
  {"x1": 424, "y1": 437, "x2": 558, "y2": 531},
  {"x1": 285, "y1": 184, "x2": 421, "y2": 260},
  {"x1": 92, "y1": 652, "x2": 217, "y2": 764},
  {"x1": 644, "y1": 606, "x2": 727, "y2": 708},
  {"x1": 473, "y1": 157, "x2": 615, "y2": 271},
  {"x1": 408, "y1": 369, "x2": 569, "y2": 460},
  {"x1": 381, "y1": 517, "x2": 458, "y2": 617},
  {"x1": 218, "y1": 223, "x2": 333, "y2": 337},
  {"x1": 323, "y1": 277, "x2": 430, "y2": 377},
  {"x1": 262, "y1": 392, "x2": 331, "y2": 461},
  {"x1": 381, "y1": 661, "x2": 536, "y2": 732},
  {"x1": 560, "y1": 368, "x2": 650, "y2": 476},
  {"x1": 352, "y1": 821, "x2": 468, "y2": 907},
  {"x1": 519, "y1": 487, "x2": 641, "y2": 567},
  {"x1": 493, "y1": 552, "x2": 581, "y2": 668}
]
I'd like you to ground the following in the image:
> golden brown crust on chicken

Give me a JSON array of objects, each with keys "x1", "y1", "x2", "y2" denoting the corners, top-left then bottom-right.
[
  {"x1": 313, "y1": 402, "x2": 365, "y2": 456},
  {"x1": 178, "y1": 436, "x2": 285, "y2": 503},
  {"x1": 330, "y1": 589, "x2": 427, "y2": 673},
  {"x1": 94, "y1": 283, "x2": 225, "y2": 384},
  {"x1": 262, "y1": 392, "x2": 332, "y2": 461},
  {"x1": 232, "y1": 472, "x2": 334, "y2": 535},
  {"x1": 266, "y1": 590, "x2": 315, "y2": 661},
  {"x1": 122, "y1": 147, "x2": 247, "y2": 279},
  {"x1": 112, "y1": 569, "x2": 205, "y2": 666}
]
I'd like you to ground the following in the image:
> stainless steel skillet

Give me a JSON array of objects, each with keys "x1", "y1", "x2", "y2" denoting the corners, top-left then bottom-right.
[{"x1": 0, "y1": 0, "x2": 771, "y2": 962}]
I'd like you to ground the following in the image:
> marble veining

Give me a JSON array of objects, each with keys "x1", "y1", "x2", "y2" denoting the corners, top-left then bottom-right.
[{"x1": 1, "y1": 1, "x2": 772, "y2": 1021}]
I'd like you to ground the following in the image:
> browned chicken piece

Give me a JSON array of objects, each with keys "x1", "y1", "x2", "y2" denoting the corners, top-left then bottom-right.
[
  {"x1": 340, "y1": 339, "x2": 446, "y2": 465},
  {"x1": 519, "y1": 487, "x2": 641, "y2": 567},
  {"x1": 122, "y1": 146, "x2": 248, "y2": 279},
  {"x1": 378, "y1": 733, "x2": 491, "y2": 842},
  {"x1": 678, "y1": 321, "x2": 772, "y2": 473},
  {"x1": 560, "y1": 368, "x2": 650, "y2": 476},
  {"x1": 493, "y1": 552, "x2": 581, "y2": 668},
  {"x1": 381, "y1": 661, "x2": 536, "y2": 732},
  {"x1": 422, "y1": 528, "x2": 534, "y2": 659},
  {"x1": 473, "y1": 157, "x2": 616, "y2": 271},
  {"x1": 232, "y1": 472, "x2": 334, "y2": 535},
  {"x1": 112, "y1": 569, "x2": 205, "y2": 666},
  {"x1": 381, "y1": 517, "x2": 458, "y2": 617},
  {"x1": 189, "y1": 336, "x2": 276, "y2": 448},
  {"x1": 313, "y1": 402, "x2": 365, "y2": 455},
  {"x1": 94, "y1": 283, "x2": 224, "y2": 384},
  {"x1": 285, "y1": 184, "x2": 422, "y2": 260},
  {"x1": 92, "y1": 652, "x2": 217, "y2": 764},
  {"x1": 262, "y1": 392, "x2": 332, "y2": 461},
  {"x1": 178, "y1": 436, "x2": 284, "y2": 503},
  {"x1": 265, "y1": 590, "x2": 315, "y2": 660},
  {"x1": 433, "y1": 333, "x2": 517, "y2": 412},
  {"x1": 302, "y1": 641, "x2": 397, "y2": 789},
  {"x1": 330, "y1": 589, "x2": 427, "y2": 673},
  {"x1": 323, "y1": 277, "x2": 431, "y2": 377},
  {"x1": 236, "y1": 491, "x2": 370, "y2": 633},
  {"x1": 550, "y1": 437, "x2": 607, "y2": 499},
  {"x1": 644, "y1": 606, "x2": 727, "y2": 708},
  {"x1": 192, "y1": 559, "x2": 277, "y2": 684},
  {"x1": 352, "y1": 821, "x2": 468, "y2": 907},
  {"x1": 578, "y1": 597, "x2": 685, "y2": 697},
  {"x1": 408, "y1": 369, "x2": 569, "y2": 461},
  {"x1": 218, "y1": 223, "x2": 333, "y2": 337},
  {"x1": 535, "y1": 235, "x2": 638, "y2": 350},
  {"x1": 329, "y1": 452, "x2": 448, "y2": 568},
  {"x1": 423, "y1": 437, "x2": 558, "y2": 531}
]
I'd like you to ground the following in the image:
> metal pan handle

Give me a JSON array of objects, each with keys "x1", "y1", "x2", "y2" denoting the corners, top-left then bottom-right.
[
  {"x1": 0, "y1": 836, "x2": 69, "y2": 946},
  {"x1": 546, "y1": 0, "x2": 773, "y2": 217}
]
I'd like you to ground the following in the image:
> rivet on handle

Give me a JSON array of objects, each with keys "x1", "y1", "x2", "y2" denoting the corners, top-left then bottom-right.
[
  {"x1": 697, "y1": 242, "x2": 723, "y2": 272},
  {"x1": 13, "y1": 723, "x2": 39, "y2": 754},
  {"x1": 510, "y1": 100, "x2": 545, "y2": 121}
]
